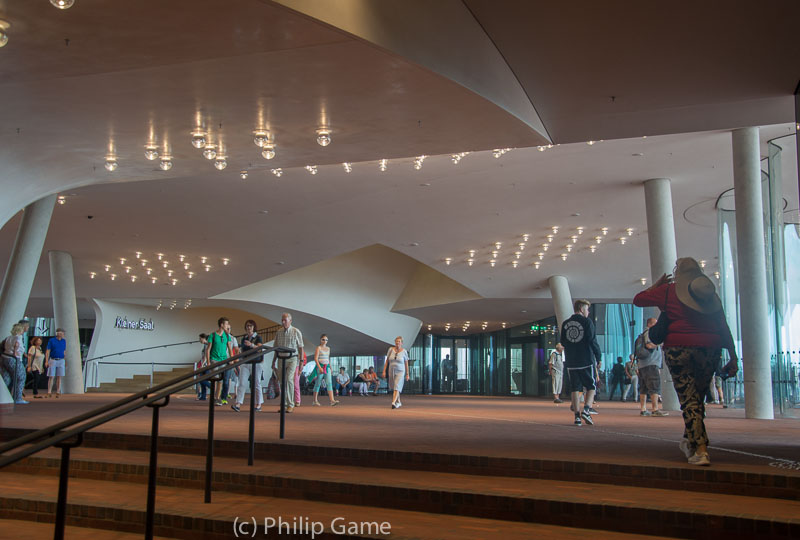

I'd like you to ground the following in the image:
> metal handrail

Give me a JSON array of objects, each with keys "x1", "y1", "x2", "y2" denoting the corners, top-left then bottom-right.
[{"x1": 0, "y1": 342, "x2": 295, "y2": 540}]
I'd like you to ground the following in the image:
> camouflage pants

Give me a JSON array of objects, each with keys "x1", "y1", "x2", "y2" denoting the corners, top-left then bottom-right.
[{"x1": 663, "y1": 346, "x2": 720, "y2": 450}]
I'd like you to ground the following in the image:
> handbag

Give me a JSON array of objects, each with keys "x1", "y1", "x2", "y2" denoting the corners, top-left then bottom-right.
[
  {"x1": 265, "y1": 373, "x2": 281, "y2": 399},
  {"x1": 647, "y1": 286, "x2": 670, "y2": 345}
]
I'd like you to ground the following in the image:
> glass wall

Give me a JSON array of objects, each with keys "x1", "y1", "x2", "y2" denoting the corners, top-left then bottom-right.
[{"x1": 717, "y1": 133, "x2": 800, "y2": 416}]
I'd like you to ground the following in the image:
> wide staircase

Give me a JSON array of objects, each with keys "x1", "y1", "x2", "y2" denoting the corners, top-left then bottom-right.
[
  {"x1": 87, "y1": 366, "x2": 195, "y2": 394},
  {"x1": 1, "y1": 427, "x2": 798, "y2": 540}
]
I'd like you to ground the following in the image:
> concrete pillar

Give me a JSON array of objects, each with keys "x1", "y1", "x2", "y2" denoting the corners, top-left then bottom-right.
[
  {"x1": 49, "y1": 251, "x2": 84, "y2": 394},
  {"x1": 0, "y1": 195, "x2": 57, "y2": 340},
  {"x1": 643, "y1": 178, "x2": 680, "y2": 412},
  {"x1": 732, "y1": 127, "x2": 773, "y2": 419},
  {"x1": 548, "y1": 275, "x2": 573, "y2": 330}
]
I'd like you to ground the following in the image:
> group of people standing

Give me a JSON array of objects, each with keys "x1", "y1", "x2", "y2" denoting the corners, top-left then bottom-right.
[
  {"x1": 197, "y1": 312, "x2": 411, "y2": 413},
  {"x1": 557, "y1": 257, "x2": 738, "y2": 466},
  {"x1": 1, "y1": 321, "x2": 68, "y2": 404}
]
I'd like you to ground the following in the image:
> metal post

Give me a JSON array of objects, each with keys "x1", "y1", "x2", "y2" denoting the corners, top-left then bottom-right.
[
  {"x1": 248, "y1": 359, "x2": 256, "y2": 466},
  {"x1": 150, "y1": 360, "x2": 154, "y2": 388},
  {"x1": 204, "y1": 376, "x2": 218, "y2": 503},
  {"x1": 145, "y1": 395, "x2": 169, "y2": 540},
  {"x1": 53, "y1": 433, "x2": 83, "y2": 540},
  {"x1": 279, "y1": 356, "x2": 286, "y2": 439}
]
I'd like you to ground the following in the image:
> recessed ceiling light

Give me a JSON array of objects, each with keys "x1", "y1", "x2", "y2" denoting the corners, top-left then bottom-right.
[
  {"x1": 419, "y1": 183, "x2": 431, "y2": 187},
  {"x1": 409, "y1": 242, "x2": 420, "y2": 247},
  {"x1": 258, "y1": 210, "x2": 269, "y2": 214},
  {"x1": 632, "y1": 153, "x2": 644, "y2": 157},
  {"x1": 571, "y1": 213, "x2": 580, "y2": 217}
]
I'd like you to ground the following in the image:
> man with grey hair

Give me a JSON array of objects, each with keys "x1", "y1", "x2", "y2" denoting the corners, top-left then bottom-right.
[
  {"x1": 635, "y1": 317, "x2": 668, "y2": 417},
  {"x1": 273, "y1": 312, "x2": 304, "y2": 413}
]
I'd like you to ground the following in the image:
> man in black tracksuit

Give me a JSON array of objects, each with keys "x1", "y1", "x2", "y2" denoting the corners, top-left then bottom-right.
[{"x1": 560, "y1": 299, "x2": 602, "y2": 426}]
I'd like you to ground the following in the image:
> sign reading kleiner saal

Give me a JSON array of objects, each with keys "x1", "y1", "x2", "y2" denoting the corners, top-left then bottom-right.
[{"x1": 114, "y1": 316, "x2": 155, "y2": 331}]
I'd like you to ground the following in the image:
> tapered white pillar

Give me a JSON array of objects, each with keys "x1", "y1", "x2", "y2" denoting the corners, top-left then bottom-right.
[
  {"x1": 0, "y1": 195, "x2": 57, "y2": 340},
  {"x1": 732, "y1": 127, "x2": 773, "y2": 419},
  {"x1": 49, "y1": 251, "x2": 84, "y2": 394},
  {"x1": 548, "y1": 275, "x2": 573, "y2": 331},
  {"x1": 643, "y1": 178, "x2": 680, "y2": 411}
]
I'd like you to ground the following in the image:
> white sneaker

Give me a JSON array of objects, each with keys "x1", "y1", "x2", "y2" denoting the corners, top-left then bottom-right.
[{"x1": 688, "y1": 452, "x2": 711, "y2": 466}]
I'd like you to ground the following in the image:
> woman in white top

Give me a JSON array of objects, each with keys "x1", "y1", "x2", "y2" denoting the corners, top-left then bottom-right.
[
  {"x1": 313, "y1": 334, "x2": 339, "y2": 406},
  {"x1": 382, "y1": 336, "x2": 409, "y2": 409},
  {"x1": 27, "y1": 337, "x2": 45, "y2": 399}
]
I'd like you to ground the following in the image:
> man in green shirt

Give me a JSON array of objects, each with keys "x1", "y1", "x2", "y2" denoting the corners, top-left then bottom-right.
[{"x1": 206, "y1": 317, "x2": 234, "y2": 406}]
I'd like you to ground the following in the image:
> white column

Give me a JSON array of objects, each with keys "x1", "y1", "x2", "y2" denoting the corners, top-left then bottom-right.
[
  {"x1": 732, "y1": 127, "x2": 773, "y2": 419},
  {"x1": 548, "y1": 275, "x2": 573, "y2": 330},
  {"x1": 643, "y1": 178, "x2": 680, "y2": 411},
  {"x1": 0, "y1": 195, "x2": 57, "y2": 338},
  {"x1": 49, "y1": 251, "x2": 84, "y2": 394}
]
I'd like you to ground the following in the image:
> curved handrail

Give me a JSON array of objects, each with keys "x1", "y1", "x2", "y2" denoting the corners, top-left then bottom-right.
[
  {"x1": 83, "y1": 340, "x2": 199, "y2": 363},
  {"x1": 0, "y1": 343, "x2": 294, "y2": 466}
]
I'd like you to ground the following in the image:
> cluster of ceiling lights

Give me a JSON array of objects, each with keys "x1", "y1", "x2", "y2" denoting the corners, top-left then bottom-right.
[
  {"x1": 427, "y1": 321, "x2": 517, "y2": 335},
  {"x1": 90, "y1": 252, "x2": 231, "y2": 286},
  {"x1": 445, "y1": 226, "x2": 638, "y2": 271},
  {"x1": 0, "y1": 2, "x2": 73, "y2": 49},
  {"x1": 155, "y1": 299, "x2": 192, "y2": 311}
]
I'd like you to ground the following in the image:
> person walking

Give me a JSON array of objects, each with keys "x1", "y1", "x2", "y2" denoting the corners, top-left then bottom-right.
[
  {"x1": 622, "y1": 354, "x2": 638, "y2": 402},
  {"x1": 27, "y1": 337, "x2": 45, "y2": 399},
  {"x1": 45, "y1": 328, "x2": 67, "y2": 398},
  {"x1": 312, "y1": 334, "x2": 339, "y2": 406},
  {"x1": 1, "y1": 323, "x2": 28, "y2": 404},
  {"x1": 634, "y1": 257, "x2": 738, "y2": 466},
  {"x1": 195, "y1": 334, "x2": 211, "y2": 401},
  {"x1": 274, "y1": 313, "x2": 304, "y2": 413},
  {"x1": 206, "y1": 318, "x2": 234, "y2": 406},
  {"x1": 607, "y1": 357, "x2": 626, "y2": 401},
  {"x1": 232, "y1": 320, "x2": 265, "y2": 412},
  {"x1": 635, "y1": 318, "x2": 669, "y2": 417},
  {"x1": 548, "y1": 344, "x2": 565, "y2": 403},
  {"x1": 560, "y1": 300, "x2": 602, "y2": 426},
  {"x1": 382, "y1": 336, "x2": 409, "y2": 409}
]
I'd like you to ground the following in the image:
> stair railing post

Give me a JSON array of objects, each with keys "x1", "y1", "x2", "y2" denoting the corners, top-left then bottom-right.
[
  {"x1": 145, "y1": 395, "x2": 170, "y2": 540},
  {"x1": 277, "y1": 353, "x2": 288, "y2": 439},
  {"x1": 53, "y1": 432, "x2": 83, "y2": 540},
  {"x1": 204, "y1": 370, "x2": 221, "y2": 503},
  {"x1": 248, "y1": 357, "x2": 257, "y2": 466}
]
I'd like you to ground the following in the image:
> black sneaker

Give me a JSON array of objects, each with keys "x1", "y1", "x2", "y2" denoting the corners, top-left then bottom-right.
[
  {"x1": 574, "y1": 415, "x2": 582, "y2": 426},
  {"x1": 588, "y1": 407, "x2": 599, "y2": 415},
  {"x1": 231, "y1": 404, "x2": 240, "y2": 412},
  {"x1": 581, "y1": 411, "x2": 594, "y2": 425}
]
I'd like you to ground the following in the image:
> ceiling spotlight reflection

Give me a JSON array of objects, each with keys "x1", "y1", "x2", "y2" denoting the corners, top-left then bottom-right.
[
  {"x1": 343, "y1": 162, "x2": 352, "y2": 173},
  {"x1": 271, "y1": 168, "x2": 283, "y2": 177},
  {"x1": 378, "y1": 159, "x2": 388, "y2": 172},
  {"x1": 240, "y1": 170, "x2": 248, "y2": 180},
  {"x1": 144, "y1": 145, "x2": 159, "y2": 161},
  {"x1": 253, "y1": 130, "x2": 270, "y2": 148},
  {"x1": 261, "y1": 144, "x2": 276, "y2": 160},
  {"x1": 159, "y1": 156, "x2": 173, "y2": 171},
  {"x1": 191, "y1": 131, "x2": 207, "y2": 149},
  {"x1": 214, "y1": 157, "x2": 227, "y2": 170},
  {"x1": 305, "y1": 165, "x2": 318, "y2": 175},
  {"x1": 316, "y1": 128, "x2": 331, "y2": 147},
  {"x1": 50, "y1": 0, "x2": 75, "y2": 9},
  {"x1": 104, "y1": 156, "x2": 118, "y2": 172},
  {"x1": 202, "y1": 145, "x2": 217, "y2": 160}
]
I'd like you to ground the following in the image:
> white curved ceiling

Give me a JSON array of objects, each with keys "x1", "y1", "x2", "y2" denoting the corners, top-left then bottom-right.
[{"x1": 0, "y1": 0, "x2": 798, "y2": 352}]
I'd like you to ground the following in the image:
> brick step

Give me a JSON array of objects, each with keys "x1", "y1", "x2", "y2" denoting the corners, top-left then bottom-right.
[
  {"x1": 2, "y1": 427, "x2": 796, "y2": 501},
  {"x1": 0, "y1": 472, "x2": 680, "y2": 540},
  {"x1": 5, "y1": 447, "x2": 800, "y2": 540},
  {"x1": 1, "y1": 518, "x2": 179, "y2": 540}
]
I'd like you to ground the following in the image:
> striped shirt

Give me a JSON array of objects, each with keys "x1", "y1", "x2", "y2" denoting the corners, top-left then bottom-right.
[{"x1": 274, "y1": 326, "x2": 303, "y2": 359}]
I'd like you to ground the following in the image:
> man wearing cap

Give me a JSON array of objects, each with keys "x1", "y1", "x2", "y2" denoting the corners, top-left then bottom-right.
[{"x1": 634, "y1": 257, "x2": 738, "y2": 466}]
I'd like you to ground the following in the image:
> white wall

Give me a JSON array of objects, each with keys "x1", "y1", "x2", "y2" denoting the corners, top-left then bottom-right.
[{"x1": 86, "y1": 299, "x2": 276, "y2": 387}]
